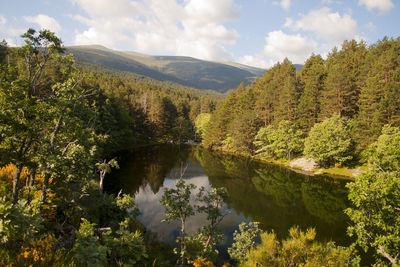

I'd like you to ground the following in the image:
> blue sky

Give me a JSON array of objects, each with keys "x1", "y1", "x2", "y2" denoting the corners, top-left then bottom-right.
[{"x1": 0, "y1": 0, "x2": 399, "y2": 68}]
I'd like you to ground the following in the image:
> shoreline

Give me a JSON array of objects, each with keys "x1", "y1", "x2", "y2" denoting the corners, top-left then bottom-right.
[{"x1": 203, "y1": 145, "x2": 362, "y2": 180}]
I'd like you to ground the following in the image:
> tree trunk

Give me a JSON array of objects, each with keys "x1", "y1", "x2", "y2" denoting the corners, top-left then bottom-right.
[
  {"x1": 375, "y1": 245, "x2": 398, "y2": 266},
  {"x1": 204, "y1": 235, "x2": 212, "y2": 250},
  {"x1": 98, "y1": 169, "x2": 106, "y2": 196},
  {"x1": 99, "y1": 174, "x2": 104, "y2": 194},
  {"x1": 180, "y1": 218, "x2": 186, "y2": 266},
  {"x1": 41, "y1": 108, "x2": 66, "y2": 203},
  {"x1": 29, "y1": 170, "x2": 35, "y2": 187},
  {"x1": 40, "y1": 173, "x2": 51, "y2": 202},
  {"x1": 11, "y1": 164, "x2": 23, "y2": 204}
]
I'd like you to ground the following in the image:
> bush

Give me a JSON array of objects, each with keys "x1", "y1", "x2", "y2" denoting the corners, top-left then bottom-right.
[
  {"x1": 72, "y1": 219, "x2": 108, "y2": 267},
  {"x1": 254, "y1": 120, "x2": 304, "y2": 160},
  {"x1": 243, "y1": 226, "x2": 359, "y2": 267},
  {"x1": 304, "y1": 115, "x2": 353, "y2": 166},
  {"x1": 367, "y1": 125, "x2": 400, "y2": 172}
]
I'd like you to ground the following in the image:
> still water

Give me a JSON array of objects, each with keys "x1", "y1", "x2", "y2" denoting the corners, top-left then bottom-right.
[{"x1": 105, "y1": 144, "x2": 351, "y2": 258}]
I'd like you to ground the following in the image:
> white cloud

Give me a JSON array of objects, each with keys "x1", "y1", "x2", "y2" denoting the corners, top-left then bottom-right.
[
  {"x1": 71, "y1": 0, "x2": 240, "y2": 61},
  {"x1": 0, "y1": 15, "x2": 25, "y2": 42},
  {"x1": 237, "y1": 30, "x2": 318, "y2": 68},
  {"x1": 273, "y1": 0, "x2": 291, "y2": 10},
  {"x1": 4, "y1": 38, "x2": 17, "y2": 47},
  {"x1": 24, "y1": 14, "x2": 61, "y2": 33},
  {"x1": 358, "y1": 0, "x2": 394, "y2": 13},
  {"x1": 293, "y1": 7, "x2": 358, "y2": 45},
  {"x1": 263, "y1": 31, "x2": 317, "y2": 64},
  {"x1": 71, "y1": 0, "x2": 146, "y2": 18},
  {"x1": 238, "y1": 55, "x2": 272, "y2": 68}
]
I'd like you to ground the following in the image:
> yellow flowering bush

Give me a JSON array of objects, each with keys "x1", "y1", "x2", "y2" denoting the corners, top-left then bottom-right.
[
  {"x1": 16, "y1": 234, "x2": 62, "y2": 265},
  {"x1": 193, "y1": 257, "x2": 215, "y2": 267}
]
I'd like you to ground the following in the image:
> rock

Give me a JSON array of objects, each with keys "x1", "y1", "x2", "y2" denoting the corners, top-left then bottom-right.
[
  {"x1": 290, "y1": 158, "x2": 318, "y2": 172},
  {"x1": 352, "y1": 167, "x2": 363, "y2": 177}
]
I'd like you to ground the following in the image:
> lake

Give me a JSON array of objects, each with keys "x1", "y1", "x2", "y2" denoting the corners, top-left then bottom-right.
[{"x1": 105, "y1": 144, "x2": 352, "y2": 260}]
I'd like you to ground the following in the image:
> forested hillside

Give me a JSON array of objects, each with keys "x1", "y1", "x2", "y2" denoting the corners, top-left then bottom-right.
[
  {"x1": 67, "y1": 45, "x2": 266, "y2": 92},
  {"x1": 203, "y1": 38, "x2": 400, "y2": 161}
]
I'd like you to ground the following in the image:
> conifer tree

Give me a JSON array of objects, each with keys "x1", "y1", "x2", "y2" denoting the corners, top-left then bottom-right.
[
  {"x1": 297, "y1": 54, "x2": 326, "y2": 130},
  {"x1": 356, "y1": 37, "x2": 400, "y2": 149},
  {"x1": 274, "y1": 59, "x2": 299, "y2": 122},
  {"x1": 321, "y1": 40, "x2": 367, "y2": 119}
]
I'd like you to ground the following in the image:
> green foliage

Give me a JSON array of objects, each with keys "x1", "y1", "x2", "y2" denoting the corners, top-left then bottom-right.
[
  {"x1": 72, "y1": 218, "x2": 108, "y2": 267},
  {"x1": 228, "y1": 221, "x2": 261, "y2": 262},
  {"x1": 356, "y1": 38, "x2": 400, "y2": 149},
  {"x1": 0, "y1": 40, "x2": 8, "y2": 64},
  {"x1": 367, "y1": 125, "x2": 400, "y2": 172},
  {"x1": 160, "y1": 178, "x2": 196, "y2": 265},
  {"x1": 243, "y1": 226, "x2": 359, "y2": 267},
  {"x1": 0, "y1": 28, "x2": 222, "y2": 266},
  {"x1": 297, "y1": 54, "x2": 326, "y2": 129},
  {"x1": 161, "y1": 179, "x2": 196, "y2": 224},
  {"x1": 160, "y1": 179, "x2": 229, "y2": 265},
  {"x1": 320, "y1": 40, "x2": 367, "y2": 119},
  {"x1": 346, "y1": 126, "x2": 400, "y2": 265},
  {"x1": 0, "y1": 197, "x2": 42, "y2": 244},
  {"x1": 194, "y1": 113, "x2": 212, "y2": 139},
  {"x1": 103, "y1": 220, "x2": 147, "y2": 266},
  {"x1": 227, "y1": 110, "x2": 261, "y2": 154},
  {"x1": 254, "y1": 120, "x2": 304, "y2": 160},
  {"x1": 304, "y1": 115, "x2": 353, "y2": 166},
  {"x1": 204, "y1": 38, "x2": 400, "y2": 167},
  {"x1": 96, "y1": 158, "x2": 119, "y2": 176},
  {"x1": 194, "y1": 187, "x2": 228, "y2": 258},
  {"x1": 202, "y1": 91, "x2": 237, "y2": 149},
  {"x1": 346, "y1": 169, "x2": 400, "y2": 265},
  {"x1": 253, "y1": 125, "x2": 274, "y2": 157}
]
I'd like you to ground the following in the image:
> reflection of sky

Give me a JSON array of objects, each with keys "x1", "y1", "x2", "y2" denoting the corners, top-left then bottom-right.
[{"x1": 134, "y1": 163, "x2": 248, "y2": 245}]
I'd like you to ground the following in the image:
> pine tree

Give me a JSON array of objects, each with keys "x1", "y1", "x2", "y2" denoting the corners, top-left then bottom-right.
[
  {"x1": 274, "y1": 59, "x2": 299, "y2": 123},
  {"x1": 356, "y1": 37, "x2": 400, "y2": 149},
  {"x1": 297, "y1": 54, "x2": 326, "y2": 130},
  {"x1": 321, "y1": 40, "x2": 367, "y2": 119}
]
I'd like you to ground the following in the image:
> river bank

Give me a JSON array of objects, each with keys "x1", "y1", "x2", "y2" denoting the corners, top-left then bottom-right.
[{"x1": 203, "y1": 146, "x2": 365, "y2": 180}]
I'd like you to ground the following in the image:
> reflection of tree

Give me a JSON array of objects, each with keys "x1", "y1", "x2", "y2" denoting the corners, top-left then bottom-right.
[
  {"x1": 194, "y1": 147, "x2": 351, "y2": 246},
  {"x1": 253, "y1": 167, "x2": 301, "y2": 209},
  {"x1": 194, "y1": 147, "x2": 253, "y2": 180},
  {"x1": 301, "y1": 178, "x2": 348, "y2": 224},
  {"x1": 105, "y1": 145, "x2": 191, "y2": 195}
]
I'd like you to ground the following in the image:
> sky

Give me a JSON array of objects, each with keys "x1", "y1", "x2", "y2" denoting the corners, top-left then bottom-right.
[{"x1": 0, "y1": 0, "x2": 399, "y2": 68}]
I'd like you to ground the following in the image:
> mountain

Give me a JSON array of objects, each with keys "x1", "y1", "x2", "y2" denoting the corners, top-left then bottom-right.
[{"x1": 66, "y1": 45, "x2": 266, "y2": 93}]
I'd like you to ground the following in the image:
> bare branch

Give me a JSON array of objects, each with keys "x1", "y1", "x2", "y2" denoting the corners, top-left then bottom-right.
[{"x1": 61, "y1": 139, "x2": 78, "y2": 156}]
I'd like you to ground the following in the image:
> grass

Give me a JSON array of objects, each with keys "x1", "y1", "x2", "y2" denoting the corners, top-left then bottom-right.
[
  {"x1": 319, "y1": 167, "x2": 356, "y2": 179},
  {"x1": 316, "y1": 165, "x2": 368, "y2": 180}
]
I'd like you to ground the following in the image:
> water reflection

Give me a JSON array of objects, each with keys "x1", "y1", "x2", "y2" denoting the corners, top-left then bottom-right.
[{"x1": 105, "y1": 144, "x2": 351, "y2": 249}]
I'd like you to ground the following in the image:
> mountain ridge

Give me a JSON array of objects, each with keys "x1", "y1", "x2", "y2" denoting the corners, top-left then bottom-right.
[{"x1": 66, "y1": 45, "x2": 267, "y2": 92}]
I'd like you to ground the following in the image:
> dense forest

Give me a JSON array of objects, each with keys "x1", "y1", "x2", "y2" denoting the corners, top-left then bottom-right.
[
  {"x1": 203, "y1": 38, "x2": 400, "y2": 162},
  {"x1": 0, "y1": 29, "x2": 399, "y2": 266}
]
